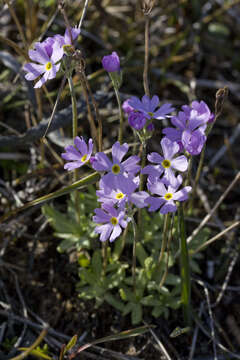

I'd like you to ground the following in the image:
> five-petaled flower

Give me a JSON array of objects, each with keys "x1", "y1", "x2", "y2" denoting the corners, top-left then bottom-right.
[
  {"x1": 24, "y1": 40, "x2": 63, "y2": 88},
  {"x1": 61, "y1": 137, "x2": 93, "y2": 171},
  {"x1": 93, "y1": 204, "x2": 130, "y2": 242},
  {"x1": 146, "y1": 175, "x2": 192, "y2": 214},
  {"x1": 92, "y1": 141, "x2": 140, "y2": 193},
  {"x1": 142, "y1": 137, "x2": 188, "y2": 184}
]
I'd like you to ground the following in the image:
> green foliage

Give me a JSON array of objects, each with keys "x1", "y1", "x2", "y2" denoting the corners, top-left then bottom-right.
[
  {"x1": 43, "y1": 194, "x2": 210, "y2": 325},
  {"x1": 42, "y1": 187, "x2": 98, "y2": 253}
]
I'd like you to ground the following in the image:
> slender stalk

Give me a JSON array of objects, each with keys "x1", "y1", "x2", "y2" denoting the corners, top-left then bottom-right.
[
  {"x1": 158, "y1": 213, "x2": 170, "y2": 265},
  {"x1": 178, "y1": 203, "x2": 191, "y2": 326},
  {"x1": 132, "y1": 217, "x2": 138, "y2": 293},
  {"x1": 114, "y1": 86, "x2": 124, "y2": 145},
  {"x1": 102, "y1": 241, "x2": 108, "y2": 276},
  {"x1": 143, "y1": 15, "x2": 150, "y2": 97},
  {"x1": 159, "y1": 214, "x2": 174, "y2": 288}
]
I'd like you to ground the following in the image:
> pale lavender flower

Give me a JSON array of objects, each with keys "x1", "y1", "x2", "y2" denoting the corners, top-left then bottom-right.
[
  {"x1": 53, "y1": 26, "x2": 80, "y2": 59},
  {"x1": 93, "y1": 204, "x2": 130, "y2": 242},
  {"x1": 91, "y1": 141, "x2": 140, "y2": 192},
  {"x1": 61, "y1": 136, "x2": 93, "y2": 171},
  {"x1": 102, "y1": 52, "x2": 120, "y2": 72},
  {"x1": 96, "y1": 178, "x2": 148, "y2": 209},
  {"x1": 163, "y1": 100, "x2": 213, "y2": 155},
  {"x1": 122, "y1": 99, "x2": 134, "y2": 114},
  {"x1": 24, "y1": 41, "x2": 62, "y2": 88},
  {"x1": 128, "y1": 112, "x2": 146, "y2": 130},
  {"x1": 129, "y1": 95, "x2": 174, "y2": 120},
  {"x1": 146, "y1": 175, "x2": 192, "y2": 214},
  {"x1": 142, "y1": 138, "x2": 188, "y2": 184}
]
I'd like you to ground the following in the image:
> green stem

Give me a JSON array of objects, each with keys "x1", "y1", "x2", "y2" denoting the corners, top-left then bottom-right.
[
  {"x1": 158, "y1": 213, "x2": 170, "y2": 265},
  {"x1": 178, "y1": 203, "x2": 191, "y2": 326},
  {"x1": 114, "y1": 86, "x2": 124, "y2": 145},
  {"x1": 132, "y1": 217, "x2": 137, "y2": 294}
]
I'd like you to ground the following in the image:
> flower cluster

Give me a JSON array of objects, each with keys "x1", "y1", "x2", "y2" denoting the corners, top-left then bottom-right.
[
  {"x1": 61, "y1": 136, "x2": 192, "y2": 242},
  {"x1": 163, "y1": 100, "x2": 214, "y2": 155},
  {"x1": 60, "y1": 51, "x2": 214, "y2": 243},
  {"x1": 24, "y1": 27, "x2": 80, "y2": 88}
]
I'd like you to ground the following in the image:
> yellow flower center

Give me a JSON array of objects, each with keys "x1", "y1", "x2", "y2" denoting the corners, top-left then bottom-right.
[
  {"x1": 45, "y1": 62, "x2": 52, "y2": 71},
  {"x1": 148, "y1": 112, "x2": 154, "y2": 117},
  {"x1": 164, "y1": 193, "x2": 173, "y2": 201},
  {"x1": 81, "y1": 154, "x2": 87, "y2": 162},
  {"x1": 115, "y1": 192, "x2": 124, "y2": 200},
  {"x1": 112, "y1": 164, "x2": 121, "y2": 175},
  {"x1": 162, "y1": 159, "x2": 171, "y2": 168},
  {"x1": 110, "y1": 217, "x2": 118, "y2": 226}
]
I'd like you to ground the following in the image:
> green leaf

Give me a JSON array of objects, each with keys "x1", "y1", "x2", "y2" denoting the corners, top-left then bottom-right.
[
  {"x1": 105, "y1": 293, "x2": 125, "y2": 311},
  {"x1": 131, "y1": 303, "x2": 142, "y2": 325},
  {"x1": 64, "y1": 335, "x2": 78, "y2": 354},
  {"x1": 141, "y1": 295, "x2": 161, "y2": 307},
  {"x1": 18, "y1": 348, "x2": 52, "y2": 360},
  {"x1": 136, "y1": 243, "x2": 148, "y2": 267},
  {"x1": 92, "y1": 250, "x2": 102, "y2": 276}
]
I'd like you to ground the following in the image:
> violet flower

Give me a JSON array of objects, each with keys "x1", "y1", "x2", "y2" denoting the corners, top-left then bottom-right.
[
  {"x1": 163, "y1": 100, "x2": 213, "y2": 155},
  {"x1": 128, "y1": 111, "x2": 147, "y2": 130},
  {"x1": 142, "y1": 138, "x2": 188, "y2": 184},
  {"x1": 146, "y1": 175, "x2": 192, "y2": 214},
  {"x1": 102, "y1": 52, "x2": 120, "y2": 72},
  {"x1": 93, "y1": 204, "x2": 130, "y2": 242},
  {"x1": 61, "y1": 136, "x2": 93, "y2": 171},
  {"x1": 24, "y1": 40, "x2": 62, "y2": 88},
  {"x1": 96, "y1": 178, "x2": 148, "y2": 209},
  {"x1": 129, "y1": 95, "x2": 174, "y2": 120},
  {"x1": 91, "y1": 141, "x2": 140, "y2": 192}
]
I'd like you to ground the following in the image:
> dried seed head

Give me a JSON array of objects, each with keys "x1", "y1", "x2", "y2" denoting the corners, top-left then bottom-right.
[
  {"x1": 215, "y1": 86, "x2": 228, "y2": 118},
  {"x1": 142, "y1": 0, "x2": 156, "y2": 15}
]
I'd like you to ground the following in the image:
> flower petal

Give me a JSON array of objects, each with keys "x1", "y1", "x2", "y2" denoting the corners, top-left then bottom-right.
[
  {"x1": 92, "y1": 152, "x2": 112, "y2": 171},
  {"x1": 161, "y1": 137, "x2": 179, "y2": 160},
  {"x1": 112, "y1": 141, "x2": 128, "y2": 163},
  {"x1": 171, "y1": 155, "x2": 188, "y2": 172}
]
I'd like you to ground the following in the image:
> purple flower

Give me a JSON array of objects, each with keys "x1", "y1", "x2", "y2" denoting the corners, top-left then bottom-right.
[
  {"x1": 96, "y1": 178, "x2": 148, "y2": 209},
  {"x1": 128, "y1": 111, "x2": 146, "y2": 130},
  {"x1": 146, "y1": 175, "x2": 192, "y2": 214},
  {"x1": 129, "y1": 95, "x2": 174, "y2": 120},
  {"x1": 163, "y1": 100, "x2": 213, "y2": 155},
  {"x1": 142, "y1": 138, "x2": 188, "y2": 184},
  {"x1": 24, "y1": 41, "x2": 62, "y2": 88},
  {"x1": 61, "y1": 136, "x2": 93, "y2": 171},
  {"x1": 122, "y1": 99, "x2": 134, "y2": 114},
  {"x1": 93, "y1": 204, "x2": 130, "y2": 242},
  {"x1": 102, "y1": 52, "x2": 120, "y2": 72},
  {"x1": 53, "y1": 26, "x2": 80, "y2": 58},
  {"x1": 91, "y1": 141, "x2": 140, "y2": 192}
]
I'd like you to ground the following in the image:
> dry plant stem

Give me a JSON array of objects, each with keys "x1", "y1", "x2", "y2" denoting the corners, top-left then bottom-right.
[
  {"x1": 192, "y1": 220, "x2": 240, "y2": 255},
  {"x1": 82, "y1": 71, "x2": 102, "y2": 151},
  {"x1": 43, "y1": 75, "x2": 67, "y2": 138},
  {"x1": 187, "y1": 171, "x2": 240, "y2": 245},
  {"x1": 102, "y1": 241, "x2": 108, "y2": 276},
  {"x1": 143, "y1": 15, "x2": 150, "y2": 97},
  {"x1": 78, "y1": 0, "x2": 90, "y2": 29},
  {"x1": 132, "y1": 217, "x2": 138, "y2": 293},
  {"x1": 10, "y1": 327, "x2": 49, "y2": 360},
  {"x1": 5, "y1": 0, "x2": 28, "y2": 49},
  {"x1": 158, "y1": 213, "x2": 170, "y2": 265}
]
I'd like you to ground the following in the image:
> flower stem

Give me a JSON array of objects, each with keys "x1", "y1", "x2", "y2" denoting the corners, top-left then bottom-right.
[
  {"x1": 158, "y1": 213, "x2": 170, "y2": 265},
  {"x1": 178, "y1": 203, "x2": 191, "y2": 326},
  {"x1": 114, "y1": 86, "x2": 124, "y2": 145},
  {"x1": 132, "y1": 217, "x2": 137, "y2": 293},
  {"x1": 68, "y1": 76, "x2": 78, "y2": 182}
]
